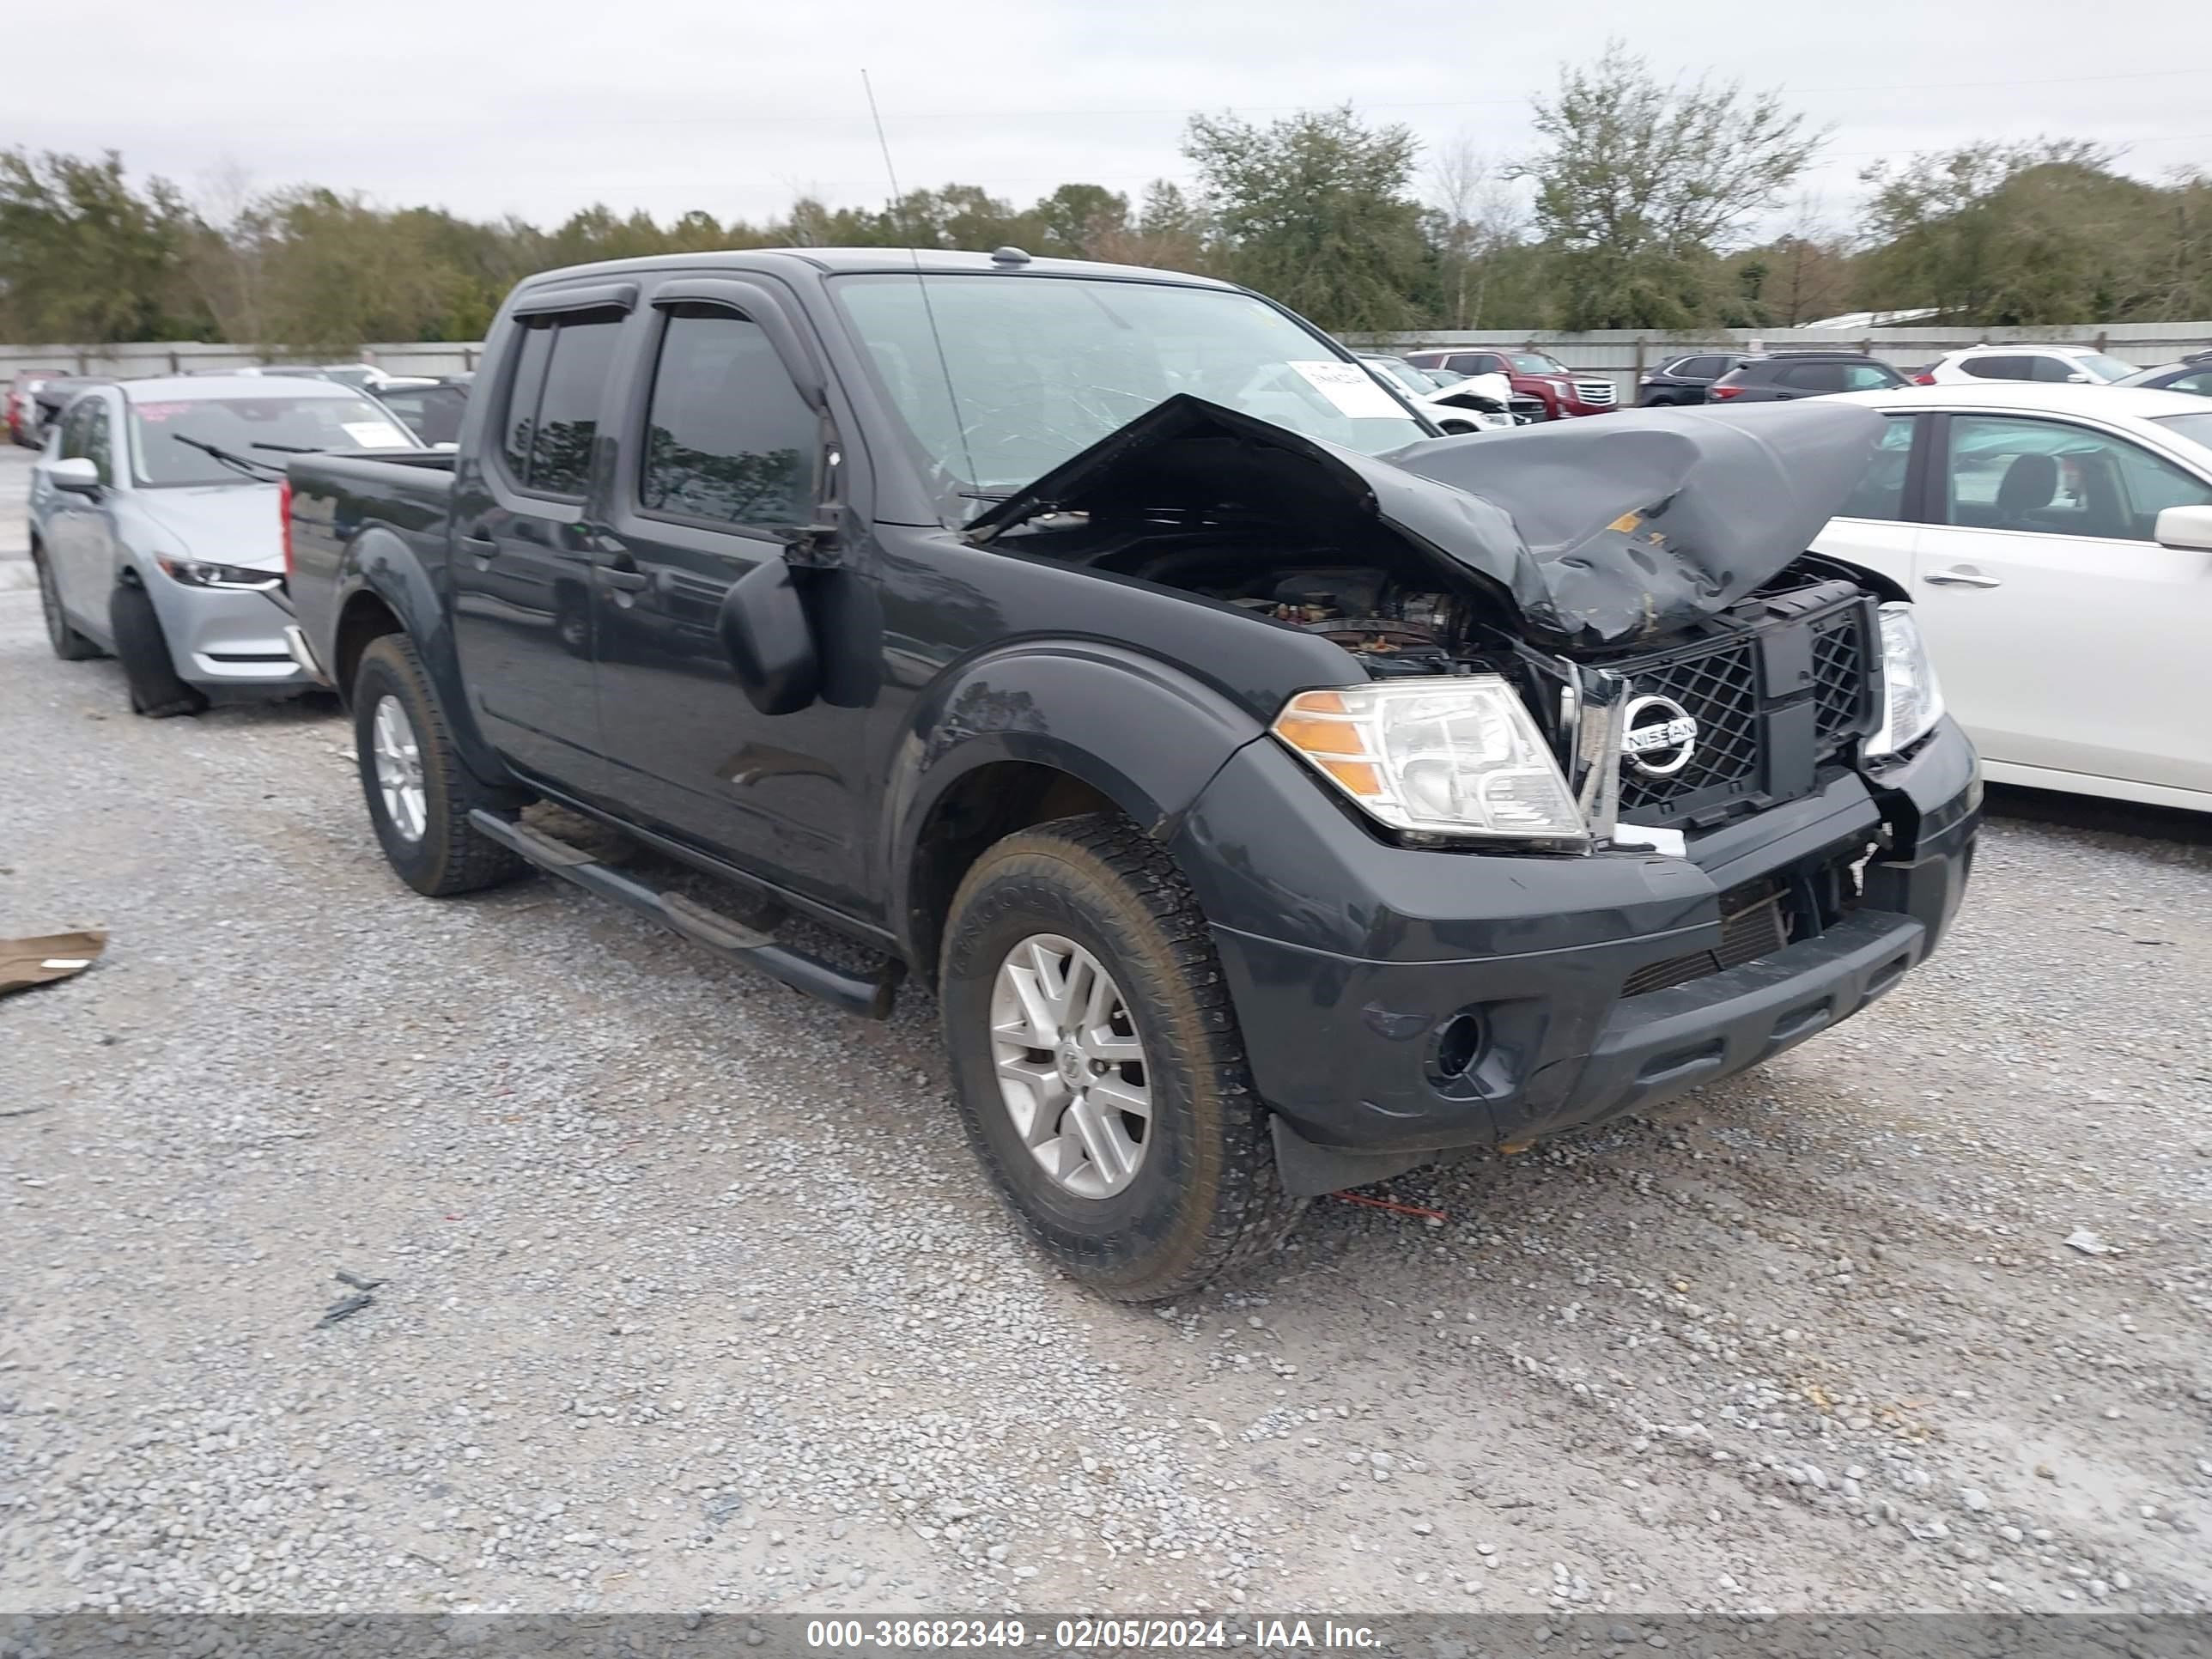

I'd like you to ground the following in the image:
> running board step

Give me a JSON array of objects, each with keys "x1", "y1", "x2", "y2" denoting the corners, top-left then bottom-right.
[{"x1": 468, "y1": 810, "x2": 900, "y2": 1019}]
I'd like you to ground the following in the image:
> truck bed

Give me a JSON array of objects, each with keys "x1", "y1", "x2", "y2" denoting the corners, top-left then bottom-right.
[{"x1": 285, "y1": 450, "x2": 459, "y2": 683}]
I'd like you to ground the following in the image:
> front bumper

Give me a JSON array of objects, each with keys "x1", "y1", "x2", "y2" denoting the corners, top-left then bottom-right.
[
  {"x1": 1171, "y1": 719, "x2": 1978, "y2": 1194},
  {"x1": 147, "y1": 575, "x2": 316, "y2": 698}
]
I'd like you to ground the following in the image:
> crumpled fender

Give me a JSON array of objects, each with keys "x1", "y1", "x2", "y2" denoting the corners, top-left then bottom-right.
[{"x1": 965, "y1": 394, "x2": 1883, "y2": 649}]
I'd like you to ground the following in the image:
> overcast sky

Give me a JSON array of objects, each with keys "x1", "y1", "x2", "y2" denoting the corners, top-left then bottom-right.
[{"x1": 14, "y1": 0, "x2": 2210, "y2": 237}]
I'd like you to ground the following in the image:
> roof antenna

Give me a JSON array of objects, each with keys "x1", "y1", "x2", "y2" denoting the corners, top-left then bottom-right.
[{"x1": 861, "y1": 69, "x2": 980, "y2": 498}]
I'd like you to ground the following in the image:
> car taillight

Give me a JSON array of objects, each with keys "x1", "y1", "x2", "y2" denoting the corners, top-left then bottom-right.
[
  {"x1": 1709, "y1": 384, "x2": 1745, "y2": 399},
  {"x1": 1911, "y1": 371, "x2": 1936, "y2": 385},
  {"x1": 279, "y1": 477, "x2": 294, "y2": 580}
]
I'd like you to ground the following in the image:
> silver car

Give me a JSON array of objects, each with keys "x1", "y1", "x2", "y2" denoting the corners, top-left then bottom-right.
[{"x1": 28, "y1": 375, "x2": 422, "y2": 716}]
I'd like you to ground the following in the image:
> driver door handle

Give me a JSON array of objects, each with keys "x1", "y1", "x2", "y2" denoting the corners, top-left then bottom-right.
[
  {"x1": 1925, "y1": 567, "x2": 2002, "y2": 589},
  {"x1": 601, "y1": 556, "x2": 650, "y2": 592}
]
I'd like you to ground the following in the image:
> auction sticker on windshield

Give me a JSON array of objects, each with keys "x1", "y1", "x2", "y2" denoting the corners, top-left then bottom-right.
[
  {"x1": 1289, "y1": 360, "x2": 1406, "y2": 419},
  {"x1": 342, "y1": 421, "x2": 409, "y2": 447}
]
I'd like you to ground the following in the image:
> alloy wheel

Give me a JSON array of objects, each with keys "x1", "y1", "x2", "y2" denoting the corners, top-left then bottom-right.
[
  {"x1": 370, "y1": 694, "x2": 428, "y2": 842},
  {"x1": 989, "y1": 933, "x2": 1153, "y2": 1199}
]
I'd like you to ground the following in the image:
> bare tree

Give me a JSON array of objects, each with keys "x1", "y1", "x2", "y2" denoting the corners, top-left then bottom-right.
[{"x1": 1425, "y1": 133, "x2": 1525, "y2": 328}]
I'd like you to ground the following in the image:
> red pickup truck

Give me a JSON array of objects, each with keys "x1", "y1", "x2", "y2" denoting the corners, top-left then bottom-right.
[{"x1": 1405, "y1": 347, "x2": 1618, "y2": 421}]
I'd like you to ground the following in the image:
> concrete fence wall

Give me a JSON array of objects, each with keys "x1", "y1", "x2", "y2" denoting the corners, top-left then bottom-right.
[
  {"x1": 11, "y1": 320, "x2": 2212, "y2": 402},
  {"x1": 0, "y1": 340, "x2": 483, "y2": 382}
]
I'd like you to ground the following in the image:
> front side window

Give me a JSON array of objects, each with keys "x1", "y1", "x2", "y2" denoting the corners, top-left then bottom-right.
[
  {"x1": 1676, "y1": 356, "x2": 1725, "y2": 380},
  {"x1": 58, "y1": 399, "x2": 96, "y2": 462},
  {"x1": 1943, "y1": 414, "x2": 2212, "y2": 540},
  {"x1": 128, "y1": 394, "x2": 412, "y2": 487},
  {"x1": 1509, "y1": 352, "x2": 1566, "y2": 374},
  {"x1": 1841, "y1": 363, "x2": 1899, "y2": 391},
  {"x1": 83, "y1": 404, "x2": 113, "y2": 483},
  {"x1": 831, "y1": 274, "x2": 1426, "y2": 514},
  {"x1": 1836, "y1": 415, "x2": 1917, "y2": 520},
  {"x1": 640, "y1": 307, "x2": 817, "y2": 531},
  {"x1": 2160, "y1": 370, "x2": 2212, "y2": 399},
  {"x1": 2074, "y1": 353, "x2": 2138, "y2": 383}
]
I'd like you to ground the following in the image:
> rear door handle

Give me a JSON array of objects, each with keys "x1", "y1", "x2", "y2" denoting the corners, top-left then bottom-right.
[{"x1": 1924, "y1": 567, "x2": 2002, "y2": 589}]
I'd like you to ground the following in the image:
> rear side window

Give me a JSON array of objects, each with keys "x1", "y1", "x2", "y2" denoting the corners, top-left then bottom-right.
[
  {"x1": 1445, "y1": 353, "x2": 1497, "y2": 375},
  {"x1": 1960, "y1": 356, "x2": 2031, "y2": 381},
  {"x1": 1778, "y1": 362, "x2": 1848, "y2": 392},
  {"x1": 499, "y1": 313, "x2": 622, "y2": 496},
  {"x1": 499, "y1": 324, "x2": 554, "y2": 482},
  {"x1": 639, "y1": 307, "x2": 817, "y2": 531}
]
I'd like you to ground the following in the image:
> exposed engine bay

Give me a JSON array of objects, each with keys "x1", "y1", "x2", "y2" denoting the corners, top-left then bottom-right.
[{"x1": 967, "y1": 392, "x2": 1888, "y2": 652}]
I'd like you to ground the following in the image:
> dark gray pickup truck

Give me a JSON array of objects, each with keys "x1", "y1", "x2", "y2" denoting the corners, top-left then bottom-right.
[{"x1": 283, "y1": 247, "x2": 1978, "y2": 1300}]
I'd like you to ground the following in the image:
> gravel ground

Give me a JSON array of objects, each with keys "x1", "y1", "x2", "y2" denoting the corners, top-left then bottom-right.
[{"x1": 3, "y1": 440, "x2": 2209, "y2": 1618}]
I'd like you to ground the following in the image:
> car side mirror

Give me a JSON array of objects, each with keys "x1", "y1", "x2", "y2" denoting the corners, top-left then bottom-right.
[
  {"x1": 2154, "y1": 503, "x2": 2212, "y2": 551},
  {"x1": 2065, "y1": 372, "x2": 2092, "y2": 383},
  {"x1": 718, "y1": 556, "x2": 821, "y2": 715},
  {"x1": 48, "y1": 457, "x2": 101, "y2": 495}
]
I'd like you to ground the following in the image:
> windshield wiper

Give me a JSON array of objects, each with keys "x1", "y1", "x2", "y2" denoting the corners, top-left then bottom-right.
[
  {"x1": 250, "y1": 440, "x2": 320, "y2": 454},
  {"x1": 172, "y1": 434, "x2": 283, "y2": 479}
]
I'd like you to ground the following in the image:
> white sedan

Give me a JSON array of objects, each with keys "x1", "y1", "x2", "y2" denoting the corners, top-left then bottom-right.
[{"x1": 1818, "y1": 382, "x2": 2212, "y2": 811}]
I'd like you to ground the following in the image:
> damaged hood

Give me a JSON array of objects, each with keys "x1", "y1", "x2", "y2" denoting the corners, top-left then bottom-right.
[{"x1": 965, "y1": 394, "x2": 1883, "y2": 647}]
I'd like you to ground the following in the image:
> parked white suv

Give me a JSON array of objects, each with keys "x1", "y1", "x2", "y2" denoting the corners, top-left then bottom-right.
[{"x1": 1924, "y1": 344, "x2": 2138, "y2": 386}]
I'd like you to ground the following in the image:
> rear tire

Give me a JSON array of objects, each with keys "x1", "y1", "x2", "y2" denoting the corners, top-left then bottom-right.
[
  {"x1": 351, "y1": 633, "x2": 528, "y2": 896},
  {"x1": 939, "y1": 811, "x2": 1304, "y2": 1302},
  {"x1": 33, "y1": 549, "x2": 101, "y2": 661},
  {"x1": 108, "y1": 582, "x2": 207, "y2": 717}
]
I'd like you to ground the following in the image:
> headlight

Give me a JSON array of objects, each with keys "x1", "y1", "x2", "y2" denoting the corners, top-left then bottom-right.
[
  {"x1": 156, "y1": 556, "x2": 282, "y2": 592},
  {"x1": 1866, "y1": 602, "x2": 1945, "y2": 758},
  {"x1": 1272, "y1": 677, "x2": 1585, "y2": 842}
]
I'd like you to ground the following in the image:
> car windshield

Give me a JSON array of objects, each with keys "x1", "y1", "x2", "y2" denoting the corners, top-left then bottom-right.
[
  {"x1": 1510, "y1": 352, "x2": 1566, "y2": 374},
  {"x1": 130, "y1": 395, "x2": 413, "y2": 486},
  {"x1": 1361, "y1": 358, "x2": 1434, "y2": 398},
  {"x1": 2150, "y1": 412, "x2": 2212, "y2": 451},
  {"x1": 831, "y1": 274, "x2": 1429, "y2": 512},
  {"x1": 2074, "y1": 354, "x2": 2138, "y2": 382}
]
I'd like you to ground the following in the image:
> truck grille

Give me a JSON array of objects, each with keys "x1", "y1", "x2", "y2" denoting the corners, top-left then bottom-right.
[
  {"x1": 1609, "y1": 592, "x2": 1879, "y2": 828},
  {"x1": 1810, "y1": 609, "x2": 1875, "y2": 744},
  {"x1": 1616, "y1": 641, "x2": 1762, "y2": 818},
  {"x1": 1573, "y1": 380, "x2": 1618, "y2": 406}
]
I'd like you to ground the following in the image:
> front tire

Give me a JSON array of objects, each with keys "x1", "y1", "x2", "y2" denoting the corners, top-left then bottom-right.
[
  {"x1": 940, "y1": 812, "x2": 1304, "y2": 1301},
  {"x1": 33, "y1": 549, "x2": 101, "y2": 661},
  {"x1": 109, "y1": 581, "x2": 206, "y2": 717},
  {"x1": 351, "y1": 633, "x2": 528, "y2": 896}
]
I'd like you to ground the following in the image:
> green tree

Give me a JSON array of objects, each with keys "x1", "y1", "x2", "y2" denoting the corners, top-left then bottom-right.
[
  {"x1": 1030, "y1": 183, "x2": 1128, "y2": 258},
  {"x1": 1181, "y1": 106, "x2": 1428, "y2": 332},
  {"x1": 1855, "y1": 141, "x2": 2203, "y2": 323},
  {"x1": 1516, "y1": 44, "x2": 1826, "y2": 329},
  {"x1": 0, "y1": 148, "x2": 206, "y2": 341}
]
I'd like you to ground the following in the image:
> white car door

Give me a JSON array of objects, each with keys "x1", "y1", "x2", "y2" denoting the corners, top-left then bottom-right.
[{"x1": 1911, "y1": 410, "x2": 2212, "y2": 795}]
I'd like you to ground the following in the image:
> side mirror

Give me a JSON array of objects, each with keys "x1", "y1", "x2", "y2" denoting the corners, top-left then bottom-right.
[
  {"x1": 718, "y1": 556, "x2": 820, "y2": 715},
  {"x1": 48, "y1": 457, "x2": 101, "y2": 495},
  {"x1": 2065, "y1": 372, "x2": 2093, "y2": 384},
  {"x1": 2154, "y1": 503, "x2": 2212, "y2": 551}
]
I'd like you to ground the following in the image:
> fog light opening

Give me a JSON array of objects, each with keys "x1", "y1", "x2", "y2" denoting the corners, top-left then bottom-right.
[{"x1": 1430, "y1": 1012, "x2": 1485, "y2": 1083}]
